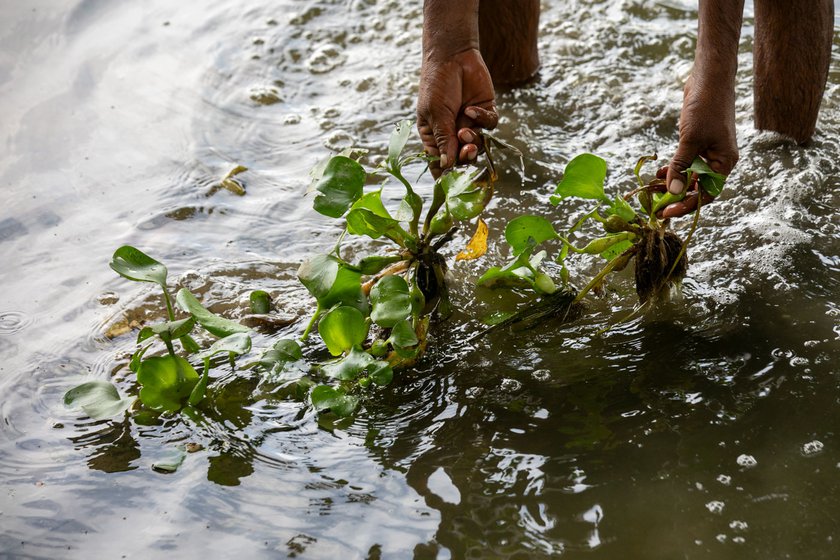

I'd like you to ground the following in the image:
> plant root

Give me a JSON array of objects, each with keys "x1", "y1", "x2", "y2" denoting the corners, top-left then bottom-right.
[{"x1": 634, "y1": 228, "x2": 687, "y2": 303}]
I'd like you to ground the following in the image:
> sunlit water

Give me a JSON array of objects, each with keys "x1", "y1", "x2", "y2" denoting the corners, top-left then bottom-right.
[{"x1": 1, "y1": 1, "x2": 839, "y2": 558}]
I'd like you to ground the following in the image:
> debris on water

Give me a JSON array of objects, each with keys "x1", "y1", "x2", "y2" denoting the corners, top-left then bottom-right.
[{"x1": 220, "y1": 165, "x2": 248, "y2": 195}]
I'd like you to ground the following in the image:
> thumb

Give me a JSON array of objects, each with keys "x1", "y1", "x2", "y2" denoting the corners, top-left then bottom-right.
[{"x1": 666, "y1": 141, "x2": 698, "y2": 195}]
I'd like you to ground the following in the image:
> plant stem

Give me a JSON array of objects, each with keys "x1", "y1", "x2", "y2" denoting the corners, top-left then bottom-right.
[
  {"x1": 572, "y1": 249, "x2": 632, "y2": 305},
  {"x1": 300, "y1": 304, "x2": 322, "y2": 341},
  {"x1": 666, "y1": 185, "x2": 703, "y2": 280},
  {"x1": 390, "y1": 167, "x2": 421, "y2": 238},
  {"x1": 162, "y1": 290, "x2": 175, "y2": 321},
  {"x1": 422, "y1": 182, "x2": 446, "y2": 236}
]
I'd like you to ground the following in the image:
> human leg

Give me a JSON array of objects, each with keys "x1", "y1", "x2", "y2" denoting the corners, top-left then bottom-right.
[{"x1": 753, "y1": 0, "x2": 834, "y2": 143}]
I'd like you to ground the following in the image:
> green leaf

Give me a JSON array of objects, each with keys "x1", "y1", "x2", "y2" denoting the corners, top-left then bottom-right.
[
  {"x1": 180, "y1": 334, "x2": 201, "y2": 354},
  {"x1": 196, "y1": 332, "x2": 252, "y2": 360},
  {"x1": 175, "y1": 288, "x2": 249, "y2": 338},
  {"x1": 110, "y1": 246, "x2": 168, "y2": 286},
  {"x1": 64, "y1": 380, "x2": 136, "y2": 420},
  {"x1": 600, "y1": 239, "x2": 634, "y2": 261},
  {"x1": 298, "y1": 254, "x2": 367, "y2": 312},
  {"x1": 388, "y1": 319, "x2": 419, "y2": 348},
  {"x1": 686, "y1": 157, "x2": 726, "y2": 197},
  {"x1": 321, "y1": 346, "x2": 374, "y2": 380},
  {"x1": 248, "y1": 339, "x2": 306, "y2": 378},
  {"x1": 318, "y1": 306, "x2": 369, "y2": 356},
  {"x1": 439, "y1": 169, "x2": 489, "y2": 221},
  {"x1": 355, "y1": 255, "x2": 403, "y2": 275},
  {"x1": 346, "y1": 190, "x2": 411, "y2": 244},
  {"x1": 477, "y1": 239, "x2": 539, "y2": 287},
  {"x1": 368, "y1": 360, "x2": 393, "y2": 386},
  {"x1": 388, "y1": 120, "x2": 413, "y2": 168},
  {"x1": 439, "y1": 169, "x2": 480, "y2": 198},
  {"x1": 370, "y1": 275, "x2": 412, "y2": 328},
  {"x1": 249, "y1": 290, "x2": 272, "y2": 314},
  {"x1": 129, "y1": 344, "x2": 151, "y2": 373},
  {"x1": 312, "y1": 156, "x2": 366, "y2": 218},
  {"x1": 137, "y1": 317, "x2": 196, "y2": 344},
  {"x1": 551, "y1": 154, "x2": 608, "y2": 203},
  {"x1": 504, "y1": 215, "x2": 558, "y2": 253},
  {"x1": 137, "y1": 355, "x2": 200, "y2": 413},
  {"x1": 310, "y1": 385, "x2": 359, "y2": 417},
  {"x1": 606, "y1": 195, "x2": 637, "y2": 222}
]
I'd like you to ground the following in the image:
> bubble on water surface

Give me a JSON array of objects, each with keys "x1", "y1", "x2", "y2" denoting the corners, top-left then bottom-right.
[
  {"x1": 530, "y1": 369, "x2": 551, "y2": 382},
  {"x1": 306, "y1": 44, "x2": 345, "y2": 74},
  {"x1": 802, "y1": 440, "x2": 824, "y2": 456},
  {"x1": 706, "y1": 501, "x2": 725, "y2": 514},
  {"x1": 500, "y1": 378, "x2": 523, "y2": 392},
  {"x1": 730, "y1": 520, "x2": 748, "y2": 531},
  {"x1": 736, "y1": 454, "x2": 757, "y2": 468}
]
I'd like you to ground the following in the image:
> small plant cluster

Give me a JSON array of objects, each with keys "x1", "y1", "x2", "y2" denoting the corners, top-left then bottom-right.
[
  {"x1": 65, "y1": 121, "x2": 501, "y2": 422},
  {"x1": 477, "y1": 153, "x2": 725, "y2": 315}
]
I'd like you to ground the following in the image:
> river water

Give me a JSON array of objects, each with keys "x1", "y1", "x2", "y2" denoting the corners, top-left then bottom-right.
[{"x1": 1, "y1": 1, "x2": 839, "y2": 558}]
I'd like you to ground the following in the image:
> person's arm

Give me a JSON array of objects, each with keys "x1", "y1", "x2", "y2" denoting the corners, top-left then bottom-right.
[
  {"x1": 663, "y1": 0, "x2": 744, "y2": 218},
  {"x1": 417, "y1": 0, "x2": 498, "y2": 176}
]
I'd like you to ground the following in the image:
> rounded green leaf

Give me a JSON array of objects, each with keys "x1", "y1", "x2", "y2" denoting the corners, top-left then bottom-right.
[
  {"x1": 370, "y1": 275, "x2": 412, "y2": 328},
  {"x1": 318, "y1": 306, "x2": 369, "y2": 356},
  {"x1": 368, "y1": 361, "x2": 393, "y2": 386},
  {"x1": 298, "y1": 254, "x2": 367, "y2": 312},
  {"x1": 249, "y1": 290, "x2": 272, "y2": 314},
  {"x1": 312, "y1": 156, "x2": 366, "y2": 218},
  {"x1": 64, "y1": 380, "x2": 136, "y2": 420},
  {"x1": 110, "y1": 246, "x2": 168, "y2": 286},
  {"x1": 504, "y1": 216, "x2": 558, "y2": 253},
  {"x1": 321, "y1": 346, "x2": 374, "y2": 380},
  {"x1": 310, "y1": 385, "x2": 359, "y2": 417},
  {"x1": 137, "y1": 355, "x2": 199, "y2": 413},
  {"x1": 551, "y1": 154, "x2": 608, "y2": 203},
  {"x1": 388, "y1": 318, "x2": 418, "y2": 349}
]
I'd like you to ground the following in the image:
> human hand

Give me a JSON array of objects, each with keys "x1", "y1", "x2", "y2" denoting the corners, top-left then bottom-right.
[
  {"x1": 417, "y1": 48, "x2": 498, "y2": 178},
  {"x1": 663, "y1": 74, "x2": 738, "y2": 218}
]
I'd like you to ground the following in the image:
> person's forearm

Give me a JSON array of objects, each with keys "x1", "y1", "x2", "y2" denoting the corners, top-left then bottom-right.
[
  {"x1": 422, "y1": 0, "x2": 480, "y2": 59},
  {"x1": 693, "y1": 0, "x2": 745, "y2": 85}
]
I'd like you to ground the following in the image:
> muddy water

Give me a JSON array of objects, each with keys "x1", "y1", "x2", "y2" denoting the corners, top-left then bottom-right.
[{"x1": 1, "y1": 1, "x2": 839, "y2": 558}]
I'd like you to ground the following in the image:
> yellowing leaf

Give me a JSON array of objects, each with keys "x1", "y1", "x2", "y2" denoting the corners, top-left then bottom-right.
[{"x1": 456, "y1": 219, "x2": 489, "y2": 261}]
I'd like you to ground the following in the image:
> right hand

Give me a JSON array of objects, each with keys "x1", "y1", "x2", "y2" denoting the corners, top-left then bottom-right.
[
  {"x1": 662, "y1": 73, "x2": 739, "y2": 218},
  {"x1": 417, "y1": 48, "x2": 499, "y2": 177}
]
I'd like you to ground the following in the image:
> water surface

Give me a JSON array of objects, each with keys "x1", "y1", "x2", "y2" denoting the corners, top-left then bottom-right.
[{"x1": 1, "y1": 1, "x2": 839, "y2": 558}]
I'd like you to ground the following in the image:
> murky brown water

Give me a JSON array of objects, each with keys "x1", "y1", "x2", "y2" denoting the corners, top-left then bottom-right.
[{"x1": 2, "y1": 1, "x2": 839, "y2": 558}]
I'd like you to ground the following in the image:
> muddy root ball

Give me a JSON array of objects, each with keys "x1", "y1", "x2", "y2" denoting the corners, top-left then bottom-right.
[{"x1": 634, "y1": 228, "x2": 687, "y2": 303}]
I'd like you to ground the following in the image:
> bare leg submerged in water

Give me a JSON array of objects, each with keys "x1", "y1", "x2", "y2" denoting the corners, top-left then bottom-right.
[{"x1": 417, "y1": 0, "x2": 834, "y2": 217}]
